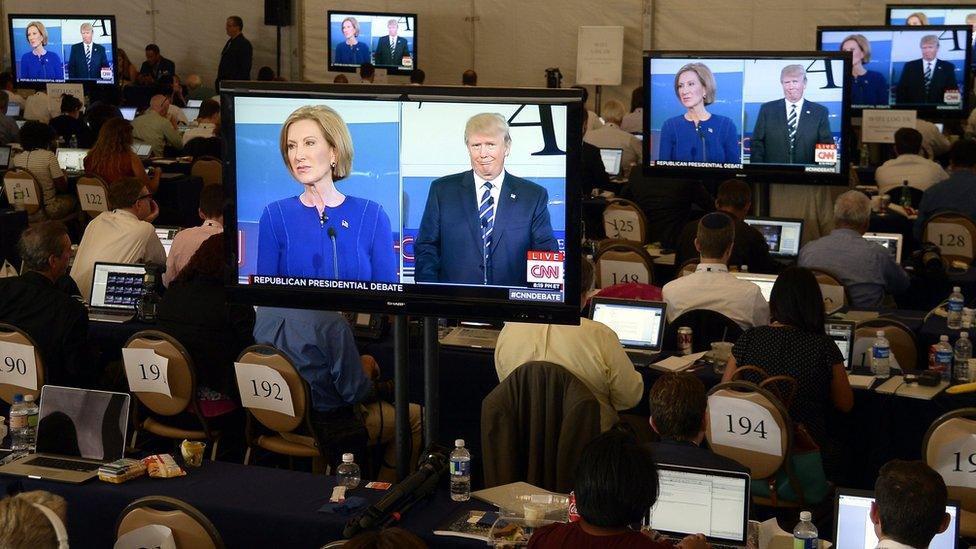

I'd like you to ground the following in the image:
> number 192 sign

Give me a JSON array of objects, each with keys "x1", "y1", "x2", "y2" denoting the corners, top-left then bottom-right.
[
  {"x1": 122, "y1": 348, "x2": 171, "y2": 397},
  {"x1": 234, "y1": 362, "x2": 295, "y2": 417}
]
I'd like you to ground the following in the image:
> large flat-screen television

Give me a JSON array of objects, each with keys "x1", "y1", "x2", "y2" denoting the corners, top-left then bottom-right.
[
  {"x1": 818, "y1": 26, "x2": 971, "y2": 115},
  {"x1": 887, "y1": 4, "x2": 976, "y2": 64},
  {"x1": 8, "y1": 15, "x2": 117, "y2": 86},
  {"x1": 643, "y1": 52, "x2": 852, "y2": 185},
  {"x1": 328, "y1": 11, "x2": 417, "y2": 75},
  {"x1": 221, "y1": 82, "x2": 582, "y2": 323}
]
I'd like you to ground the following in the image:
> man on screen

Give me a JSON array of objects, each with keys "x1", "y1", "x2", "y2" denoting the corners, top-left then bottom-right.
[
  {"x1": 373, "y1": 19, "x2": 409, "y2": 67},
  {"x1": 67, "y1": 23, "x2": 109, "y2": 80},
  {"x1": 414, "y1": 113, "x2": 558, "y2": 287},
  {"x1": 749, "y1": 64, "x2": 833, "y2": 165},
  {"x1": 895, "y1": 35, "x2": 958, "y2": 105}
]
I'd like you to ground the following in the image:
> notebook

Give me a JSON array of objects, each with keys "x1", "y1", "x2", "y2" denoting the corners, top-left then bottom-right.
[
  {"x1": 599, "y1": 148, "x2": 624, "y2": 176},
  {"x1": 863, "y1": 232, "x2": 903, "y2": 264},
  {"x1": 154, "y1": 226, "x2": 181, "y2": 256},
  {"x1": 645, "y1": 464, "x2": 751, "y2": 547},
  {"x1": 88, "y1": 262, "x2": 146, "y2": 323},
  {"x1": 0, "y1": 385, "x2": 130, "y2": 483},
  {"x1": 834, "y1": 488, "x2": 958, "y2": 549},
  {"x1": 56, "y1": 148, "x2": 89, "y2": 174},
  {"x1": 589, "y1": 297, "x2": 667, "y2": 366},
  {"x1": 732, "y1": 273, "x2": 777, "y2": 302},
  {"x1": 120, "y1": 106, "x2": 137, "y2": 121},
  {"x1": 744, "y1": 217, "x2": 804, "y2": 259},
  {"x1": 826, "y1": 319, "x2": 856, "y2": 370}
]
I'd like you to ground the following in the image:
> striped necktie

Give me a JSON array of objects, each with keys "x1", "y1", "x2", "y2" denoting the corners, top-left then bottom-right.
[
  {"x1": 924, "y1": 62, "x2": 933, "y2": 93},
  {"x1": 479, "y1": 181, "x2": 494, "y2": 279},
  {"x1": 787, "y1": 103, "x2": 797, "y2": 150},
  {"x1": 85, "y1": 45, "x2": 92, "y2": 72}
]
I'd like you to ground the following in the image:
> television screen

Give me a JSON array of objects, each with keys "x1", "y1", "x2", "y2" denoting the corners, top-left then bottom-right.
[
  {"x1": 8, "y1": 15, "x2": 117, "y2": 85},
  {"x1": 643, "y1": 51, "x2": 852, "y2": 185},
  {"x1": 887, "y1": 4, "x2": 976, "y2": 63},
  {"x1": 818, "y1": 26, "x2": 971, "y2": 114},
  {"x1": 328, "y1": 11, "x2": 417, "y2": 74},
  {"x1": 223, "y1": 82, "x2": 582, "y2": 323}
]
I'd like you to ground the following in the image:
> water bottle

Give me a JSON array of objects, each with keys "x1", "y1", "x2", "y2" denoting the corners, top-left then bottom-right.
[
  {"x1": 69, "y1": 134, "x2": 78, "y2": 149},
  {"x1": 900, "y1": 180, "x2": 912, "y2": 209},
  {"x1": 948, "y1": 286, "x2": 965, "y2": 330},
  {"x1": 871, "y1": 330, "x2": 891, "y2": 379},
  {"x1": 9, "y1": 395, "x2": 29, "y2": 453},
  {"x1": 935, "y1": 335, "x2": 954, "y2": 382},
  {"x1": 956, "y1": 332, "x2": 973, "y2": 383},
  {"x1": 793, "y1": 511, "x2": 818, "y2": 549},
  {"x1": 22, "y1": 394, "x2": 38, "y2": 451},
  {"x1": 336, "y1": 453, "x2": 361, "y2": 489},
  {"x1": 450, "y1": 439, "x2": 471, "y2": 502}
]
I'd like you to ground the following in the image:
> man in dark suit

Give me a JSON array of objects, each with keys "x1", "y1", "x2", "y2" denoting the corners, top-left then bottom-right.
[
  {"x1": 896, "y1": 34, "x2": 959, "y2": 105},
  {"x1": 66, "y1": 23, "x2": 109, "y2": 80},
  {"x1": 750, "y1": 64, "x2": 834, "y2": 165},
  {"x1": 373, "y1": 19, "x2": 410, "y2": 67},
  {"x1": 216, "y1": 15, "x2": 253, "y2": 89},
  {"x1": 415, "y1": 113, "x2": 558, "y2": 287},
  {"x1": 138, "y1": 44, "x2": 175, "y2": 85}
]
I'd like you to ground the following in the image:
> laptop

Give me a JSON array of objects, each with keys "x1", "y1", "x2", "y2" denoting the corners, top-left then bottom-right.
[
  {"x1": 645, "y1": 464, "x2": 751, "y2": 548},
  {"x1": 6, "y1": 103, "x2": 20, "y2": 118},
  {"x1": 15, "y1": 120, "x2": 25, "y2": 129},
  {"x1": 744, "y1": 217, "x2": 804, "y2": 260},
  {"x1": 0, "y1": 145, "x2": 11, "y2": 170},
  {"x1": 120, "y1": 106, "x2": 137, "y2": 121},
  {"x1": 87, "y1": 262, "x2": 146, "y2": 323},
  {"x1": 439, "y1": 322, "x2": 501, "y2": 349},
  {"x1": 732, "y1": 273, "x2": 777, "y2": 302},
  {"x1": 589, "y1": 297, "x2": 667, "y2": 367},
  {"x1": 131, "y1": 141, "x2": 152, "y2": 160},
  {"x1": 863, "y1": 232, "x2": 903, "y2": 264},
  {"x1": 834, "y1": 488, "x2": 958, "y2": 549},
  {"x1": 186, "y1": 99, "x2": 202, "y2": 108},
  {"x1": 826, "y1": 320, "x2": 856, "y2": 370},
  {"x1": 599, "y1": 148, "x2": 624, "y2": 176},
  {"x1": 181, "y1": 107, "x2": 200, "y2": 122},
  {"x1": 154, "y1": 226, "x2": 182, "y2": 256},
  {"x1": 0, "y1": 385, "x2": 129, "y2": 483},
  {"x1": 56, "y1": 148, "x2": 89, "y2": 175}
]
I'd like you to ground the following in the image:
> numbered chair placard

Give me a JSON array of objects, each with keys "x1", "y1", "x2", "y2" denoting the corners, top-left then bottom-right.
[
  {"x1": 235, "y1": 362, "x2": 295, "y2": 417},
  {"x1": 934, "y1": 434, "x2": 976, "y2": 489},
  {"x1": 598, "y1": 259, "x2": 649, "y2": 288},
  {"x1": 604, "y1": 209, "x2": 641, "y2": 241},
  {"x1": 707, "y1": 395, "x2": 783, "y2": 456},
  {"x1": 819, "y1": 284, "x2": 845, "y2": 315},
  {"x1": 0, "y1": 341, "x2": 38, "y2": 391},
  {"x1": 113, "y1": 524, "x2": 176, "y2": 549},
  {"x1": 929, "y1": 222, "x2": 974, "y2": 259},
  {"x1": 6, "y1": 180, "x2": 39, "y2": 206},
  {"x1": 77, "y1": 184, "x2": 108, "y2": 211},
  {"x1": 122, "y1": 348, "x2": 171, "y2": 397}
]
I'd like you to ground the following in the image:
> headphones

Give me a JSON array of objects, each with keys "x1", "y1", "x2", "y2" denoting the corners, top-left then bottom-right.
[{"x1": 31, "y1": 503, "x2": 69, "y2": 549}]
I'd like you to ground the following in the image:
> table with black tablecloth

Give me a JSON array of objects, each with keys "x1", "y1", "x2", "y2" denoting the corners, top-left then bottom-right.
[
  {"x1": 153, "y1": 174, "x2": 202, "y2": 228},
  {"x1": 0, "y1": 209, "x2": 27, "y2": 267}
]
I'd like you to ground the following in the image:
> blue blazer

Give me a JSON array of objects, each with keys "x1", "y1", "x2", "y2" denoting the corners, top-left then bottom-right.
[
  {"x1": 658, "y1": 114, "x2": 740, "y2": 163},
  {"x1": 19, "y1": 51, "x2": 63, "y2": 81},
  {"x1": 414, "y1": 170, "x2": 558, "y2": 286},
  {"x1": 67, "y1": 42, "x2": 109, "y2": 80},
  {"x1": 334, "y1": 42, "x2": 371, "y2": 65}
]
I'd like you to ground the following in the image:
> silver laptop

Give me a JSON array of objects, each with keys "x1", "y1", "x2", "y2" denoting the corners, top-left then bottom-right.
[
  {"x1": 131, "y1": 141, "x2": 152, "y2": 159},
  {"x1": 120, "y1": 106, "x2": 137, "y2": 121},
  {"x1": 56, "y1": 148, "x2": 89, "y2": 174},
  {"x1": 0, "y1": 385, "x2": 129, "y2": 483},
  {"x1": 826, "y1": 319, "x2": 856, "y2": 370},
  {"x1": 744, "y1": 217, "x2": 804, "y2": 259},
  {"x1": 6, "y1": 103, "x2": 20, "y2": 118},
  {"x1": 589, "y1": 297, "x2": 667, "y2": 366},
  {"x1": 154, "y1": 226, "x2": 181, "y2": 256},
  {"x1": 599, "y1": 148, "x2": 624, "y2": 176},
  {"x1": 863, "y1": 232, "x2": 903, "y2": 264},
  {"x1": 645, "y1": 464, "x2": 751, "y2": 547},
  {"x1": 732, "y1": 273, "x2": 777, "y2": 302},
  {"x1": 0, "y1": 145, "x2": 11, "y2": 170},
  {"x1": 88, "y1": 262, "x2": 146, "y2": 323},
  {"x1": 439, "y1": 322, "x2": 501, "y2": 349},
  {"x1": 182, "y1": 107, "x2": 200, "y2": 122},
  {"x1": 834, "y1": 489, "x2": 958, "y2": 549},
  {"x1": 186, "y1": 99, "x2": 202, "y2": 108}
]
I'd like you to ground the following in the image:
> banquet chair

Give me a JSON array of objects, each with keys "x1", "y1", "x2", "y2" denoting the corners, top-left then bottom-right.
[
  {"x1": 602, "y1": 198, "x2": 647, "y2": 243},
  {"x1": 0, "y1": 322, "x2": 44, "y2": 404},
  {"x1": 116, "y1": 495, "x2": 225, "y2": 549},
  {"x1": 191, "y1": 156, "x2": 222, "y2": 186},
  {"x1": 3, "y1": 168, "x2": 43, "y2": 216},
  {"x1": 807, "y1": 268, "x2": 849, "y2": 314},
  {"x1": 854, "y1": 320, "x2": 918, "y2": 372},
  {"x1": 923, "y1": 408, "x2": 976, "y2": 537},
  {"x1": 594, "y1": 241, "x2": 654, "y2": 288},
  {"x1": 124, "y1": 330, "x2": 221, "y2": 460},
  {"x1": 923, "y1": 211, "x2": 976, "y2": 265}
]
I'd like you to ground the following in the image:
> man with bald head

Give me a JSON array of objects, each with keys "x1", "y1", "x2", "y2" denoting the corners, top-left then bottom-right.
[
  {"x1": 132, "y1": 94, "x2": 182, "y2": 157},
  {"x1": 67, "y1": 22, "x2": 109, "y2": 80},
  {"x1": 185, "y1": 74, "x2": 216, "y2": 101}
]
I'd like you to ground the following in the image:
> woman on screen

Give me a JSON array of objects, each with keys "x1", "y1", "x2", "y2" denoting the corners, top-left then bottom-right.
[
  {"x1": 334, "y1": 17, "x2": 371, "y2": 65},
  {"x1": 841, "y1": 34, "x2": 889, "y2": 107},
  {"x1": 657, "y1": 63, "x2": 739, "y2": 164},
  {"x1": 905, "y1": 12, "x2": 929, "y2": 26},
  {"x1": 256, "y1": 105, "x2": 397, "y2": 282},
  {"x1": 19, "y1": 21, "x2": 64, "y2": 81}
]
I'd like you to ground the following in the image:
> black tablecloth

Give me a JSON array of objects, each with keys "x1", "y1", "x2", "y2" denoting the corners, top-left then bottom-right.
[
  {"x1": 153, "y1": 174, "x2": 202, "y2": 228},
  {"x1": 0, "y1": 209, "x2": 27, "y2": 267}
]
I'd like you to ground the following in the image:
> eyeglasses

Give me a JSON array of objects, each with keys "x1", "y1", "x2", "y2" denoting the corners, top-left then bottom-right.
[{"x1": 468, "y1": 143, "x2": 499, "y2": 153}]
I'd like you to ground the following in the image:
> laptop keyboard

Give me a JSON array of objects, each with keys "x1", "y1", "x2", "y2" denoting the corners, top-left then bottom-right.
[
  {"x1": 627, "y1": 350, "x2": 659, "y2": 367},
  {"x1": 23, "y1": 456, "x2": 100, "y2": 472},
  {"x1": 667, "y1": 537, "x2": 741, "y2": 549}
]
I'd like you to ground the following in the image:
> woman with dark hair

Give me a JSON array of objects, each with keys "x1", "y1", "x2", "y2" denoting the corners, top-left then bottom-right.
[
  {"x1": 10, "y1": 122, "x2": 77, "y2": 220},
  {"x1": 84, "y1": 118, "x2": 160, "y2": 192},
  {"x1": 529, "y1": 430, "x2": 709, "y2": 548},
  {"x1": 722, "y1": 266, "x2": 853, "y2": 479},
  {"x1": 157, "y1": 234, "x2": 255, "y2": 414}
]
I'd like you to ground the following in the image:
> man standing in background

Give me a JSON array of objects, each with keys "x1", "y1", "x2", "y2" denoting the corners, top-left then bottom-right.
[{"x1": 216, "y1": 16, "x2": 253, "y2": 90}]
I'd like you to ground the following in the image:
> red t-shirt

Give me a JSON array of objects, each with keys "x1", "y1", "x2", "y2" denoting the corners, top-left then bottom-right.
[{"x1": 528, "y1": 522, "x2": 673, "y2": 549}]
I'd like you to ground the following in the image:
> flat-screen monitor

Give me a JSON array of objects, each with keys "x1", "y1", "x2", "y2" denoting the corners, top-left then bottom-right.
[
  {"x1": 863, "y1": 231, "x2": 903, "y2": 264},
  {"x1": 887, "y1": 4, "x2": 976, "y2": 63},
  {"x1": 588, "y1": 297, "x2": 667, "y2": 352},
  {"x1": 818, "y1": 26, "x2": 971, "y2": 115},
  {"x1": 222, "y1": 82, "x2": 582, "y2": 323},
  {"x1": 328, "y1": 11, "x2": 417, "y2": 74},
  {"x1": 732, "y1": 273, "x2": 778, "y2": 302},
  {"x1": 8, "y1": 15, "x2": 117, "y2": 86},
  {"x1": 834, "y1": 488, "x2": 958, "y2": 549},
  {"x1": 743, "y1": 216, "x2": 804, "y2": 258},
  {"x1": 643, "y1": 51, "x2": 852, "y2": 185}
]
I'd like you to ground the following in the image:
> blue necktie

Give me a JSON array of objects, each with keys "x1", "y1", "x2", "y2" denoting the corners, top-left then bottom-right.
[{"x1": 479, "y1": 181, "x2": 494, "y2": 282}]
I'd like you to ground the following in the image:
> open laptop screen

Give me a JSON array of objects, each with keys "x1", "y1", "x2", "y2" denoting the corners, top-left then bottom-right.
[
  {"x1": 589, "y1": 298, "x2": 666, "y2": 351},
  {"x1": 155, "y1": 227, "x2": 181, "y2": 256},
  {"x1": 186, "y1": 99, "x2": 203, "y2": 108},
  {"x1": 90, "y1": 263, "x2": 146, "y2": 310},
  {"x1": 863, "y1": 232, "x2": 902, "y2": 264},
  {"x1": 599, "y1": 148, "x2": 623, "y2": 176},
  {"x1": 835, "y1": 489, "x2": 958, "y2": 549},
  {"x1": 35, "y1": 386, "x2": 129, "y2": 461},
  {"x1": 744, "y1": 217, "x2": 803, "y2": 258},
  {"x1": 646, "y1": 465, "x2": 750, "y2": 544},
  {"x1": 6, "y1": 103, "x2": 20, "y2": 117},
  {"x1": 182, "y1": 107, "x2": 200, "y2": 122},
  {"x1": 733, "y1": 273, "x2": 777, "y2": 302},
  {"x1": 826, "y1": 320, "x2": 855, "y2": 369},
  {"x1": 56, "y1": 148, "x2": 88, "y2": 171},
  {"x1": 120, "y1": 106, "x2": 137, "y2": 121}
]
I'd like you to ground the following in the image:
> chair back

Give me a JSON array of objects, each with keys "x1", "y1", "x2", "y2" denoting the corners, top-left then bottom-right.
[
  {"x1": 706, "y1": 381, "x2": 792, "y2": 481},
  {"x1": 677, "y1": 258, "x2": 700, "y2": 278},
  {"x1": 662, "y1": 309, "x2": 743, "y2": 353},
  {"x1": 808, "y1": 268, "x2": 848, "y2": 314},
  {"x1": 235, "y1": 345, "x2": 311, "y2": 435},
  {"x1": 730, "y1": 365, "x2": 799, "y2": 409},
  {"x1": 76, "y1": 175, "x2": 110, "y2": 217},
  {"x1": 0, "y1": 323, "x2": 44, "y2": 404},
  {"x1": 123, "y1": 330, "x2": 195, "y2": 416},
  {"x1": 190, "y1": 156, "x2": 222, "y2": 186},
  {"x1": 602, "y1": 198, "x2": 647, "y2": 243},
  {"x1": 116, "y1": 496, "x2": 224, "y2": 549},
  {"x1": 3, "y1": 168, "x2": 42, "y2": 215},
  {"x1": 923, "y1": 408, "x2": 976, "y2": 512},
  {"x1": 855, "y1": 321, "x2": 918, "y2": 372},
  {"x1": 594, "y1": 240, "x2": 654, "y2": 288},
  {"x1": 923, "y1": 211, "x2": 976, "y2": 264}
]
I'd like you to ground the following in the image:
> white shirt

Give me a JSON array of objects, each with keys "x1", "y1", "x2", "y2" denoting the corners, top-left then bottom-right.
[
  {"x1": 662, "y1": 263, "x2": 770, "y2": 329},
  {"x1": 24, "y1": 92, "x2": 56, "y2": 123},
  {"x1": 875, "y1": 153, "x2": 949, "y2": 195},
  {"x1": 163, "y1": 220, "x2": 223, "y2": 286},
  {"x1": 70, "y1": 209, "x2": 167, "y2": 302},
  {"x1": 916, "y1": 119, "x2": 950, "y2": 159},
  {"x1": 182, "y1": 122, "x2": 216, "y2": 145},
  {"x1": 785, "y1": 98, "x2": 805, "y2": 127},
  {"x1": 473, "y1": 170, "x2": 505, "y2": 221},
  {"x1": 620, "y1": 108, "x2": 643, "y2": 134},
  {"x1": 875, "y1": 539, "x2": 917, "y2": 549},
  {"x1": 494, "y1": 318, "x2": 644, "y2": 431}
]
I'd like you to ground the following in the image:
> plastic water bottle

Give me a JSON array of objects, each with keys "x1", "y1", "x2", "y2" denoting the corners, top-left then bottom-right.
[
  {"x1": 336, "y1": 453, "x2": 360, "y2": 489},
  {"x1": 68, "y1": 134, "x2": 78, "y2": 148},
  {"x1": 935, "y1": 335, "x2": 954, "y2": 382},
  {"x1": 9, "y1": 395, "x2": 29, "y2": 453},
  {"x1": 900, "y1": 180, "x2": 913, "y2": 209},
  {"x1": 871, "y1": 330, "x2": 891, "y2": 379},
  {"x1": 956, "y1": 332, "x2": 973, "y2": 383},
  {"x1": 793, "y1": 511, "x2": 818, "y2": 549},
  {"x1": 450, "y1": 439, "x2": 471, "y2": 501},
  {"x1": 22, "y1": 394, "x2": 38, "y2": 451},
  {"x1": 948, "y1": 286, "x2": 965, "y2": 329}
]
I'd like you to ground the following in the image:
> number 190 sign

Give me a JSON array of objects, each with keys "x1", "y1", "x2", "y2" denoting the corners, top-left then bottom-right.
[{"x1": 0, "y1": 341, "x2": 38, "y2": 391}]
